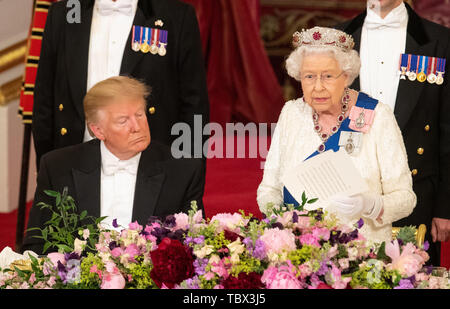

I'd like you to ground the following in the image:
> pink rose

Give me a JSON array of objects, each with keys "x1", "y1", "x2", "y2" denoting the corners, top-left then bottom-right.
[
  {"x1": 47, "y1": 252, "x2": 66, "y2": 267},
  {"x1": 262, "y1": 265, "x2": 303, "y2": 289}
]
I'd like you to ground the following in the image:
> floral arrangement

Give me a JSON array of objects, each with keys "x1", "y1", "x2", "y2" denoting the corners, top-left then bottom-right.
[{"x1": 0, "y1": 191, "x2": 449, "y2": 289}]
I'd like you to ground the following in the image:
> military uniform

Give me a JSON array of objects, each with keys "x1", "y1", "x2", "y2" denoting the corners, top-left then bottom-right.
[{"x1": 337, "y1": 3, "x2": 450, "y2": 265}]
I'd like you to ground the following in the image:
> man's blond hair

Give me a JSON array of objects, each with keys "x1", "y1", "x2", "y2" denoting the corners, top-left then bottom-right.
[{"x1": 83, "y1": 76, "x2": 151, "y2": 134}]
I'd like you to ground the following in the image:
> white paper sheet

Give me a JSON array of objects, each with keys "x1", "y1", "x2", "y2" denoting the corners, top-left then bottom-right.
[{"x1": 281, "y1": 149, "x2": 369, "y2": 210}]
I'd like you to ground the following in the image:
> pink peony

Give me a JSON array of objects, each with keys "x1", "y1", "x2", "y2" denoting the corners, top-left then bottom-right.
[
  {"x1": 385, "y1": 240, "x2": 425, "y2": 277},
  {"x1": 210, "y1": 213, "x2": 248, "y2": 234},
  {"x1": 262, "y1": 264, "x2": 303, "y2": 289},
  {"x1": 260, "y1": 228, "x2": 296, "y2": 255}
]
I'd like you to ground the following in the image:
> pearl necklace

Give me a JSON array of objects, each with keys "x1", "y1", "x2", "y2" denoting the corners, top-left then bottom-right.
[{"x1": 312, "y1": 88, "x2": 350, "y2": 153}]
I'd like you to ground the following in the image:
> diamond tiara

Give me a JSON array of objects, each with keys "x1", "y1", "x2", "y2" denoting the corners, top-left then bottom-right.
[{"x1": 292, "y1": 27, "x2": 355, "y2": 52}]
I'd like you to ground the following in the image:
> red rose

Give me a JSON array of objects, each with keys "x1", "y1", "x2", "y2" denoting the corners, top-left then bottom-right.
[
  {"x1": 339, "y1": 35, "x2": 347, "y2": 43},
  {"x1": 150, "y1": 238, "x2": 195, "y2": 288},
  {"x1": 224, "y1": 230, "x2": 243, "y2": 242},
  {"x1": 222, "y1": 272, "x2": 264, "y2": 289},
  {"x1": 316, "y1": 282, "x2": 333, "y2": 289}
]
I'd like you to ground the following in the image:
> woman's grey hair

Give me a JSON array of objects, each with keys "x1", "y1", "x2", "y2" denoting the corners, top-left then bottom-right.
[{"x1": 285, "y1": 45, "x2": 361, "y2": 87}]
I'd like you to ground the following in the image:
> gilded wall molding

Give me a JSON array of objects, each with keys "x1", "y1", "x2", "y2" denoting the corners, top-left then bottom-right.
[
  {"x1": 0, "y1": 40, "x2": 27, "y2": 74},
  {"x1": 0, "y1": 77, "x2": 22, "y2": 106}
]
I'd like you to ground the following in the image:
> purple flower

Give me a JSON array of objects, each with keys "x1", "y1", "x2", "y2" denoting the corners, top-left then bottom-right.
[
  {"x1": 164, "y1": 215, "x2": 176, "y2": 228},
  {"x1": 112, "y1": 219, "x2": 119, "y2": 228},
  {"x1": 357, "y1": 218, "x2": 364, "y2": 229},
  {"x1": 423, "y1": 241, "x2": 430, "y2": 251},
  {"x1": 292, "y1": 212, "x2": 299, "y2": 223},
  {"x1": 193, "y1": 258, "x2": 209, "y2": 276},
  {"x1": 394, "y1": 279, "x2": 415, "y2": 289},
  {"x1": 109, "y1": 241, "x2": 119, "y2": 251},
  {"x1": 64, "y1": 252, "x2": 80, "y2": 261},
  {"x1": 271, "y1": 222, "x2": 284, "y2": 230},
  {"x1": 252, "y1": 239, "x2": 267, "y2": 259},
  {"x1": 316, "y1": 261, "x2": 329, "y2": 276}
]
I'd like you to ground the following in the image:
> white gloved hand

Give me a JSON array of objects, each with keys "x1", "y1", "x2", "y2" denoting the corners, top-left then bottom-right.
[{"x1": 328, "y1": 192, "x2": 383, "y2": 220}]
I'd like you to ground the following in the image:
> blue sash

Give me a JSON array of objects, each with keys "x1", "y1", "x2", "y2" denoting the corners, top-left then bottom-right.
[{"x1": 283, "y1": 93, "x2": 378, "y2": 205}]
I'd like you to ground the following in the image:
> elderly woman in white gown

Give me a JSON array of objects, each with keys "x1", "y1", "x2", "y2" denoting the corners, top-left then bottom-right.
[{"x1": 257, "y1": 27, "x2": 416, "y2": 243}]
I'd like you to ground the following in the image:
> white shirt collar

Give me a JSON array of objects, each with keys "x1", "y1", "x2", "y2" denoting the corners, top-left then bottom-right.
[
  {"x1": 365, "y1": 2, "x2": 408, "y2": 29},
  {"x1": 100, "y1": 140, "x2": 141, "y2": 175}
]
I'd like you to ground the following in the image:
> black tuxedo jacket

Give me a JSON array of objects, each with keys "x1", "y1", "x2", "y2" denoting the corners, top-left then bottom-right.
[
  {"x1": 22, "y1": 139, "x2": 205, "y2": 254},
  {"x1": 32, "y1": 0, "x2": 209, "y2": 166},
  {"x1": 336, "y1": 3, "x2": 450, "y2": 229}
]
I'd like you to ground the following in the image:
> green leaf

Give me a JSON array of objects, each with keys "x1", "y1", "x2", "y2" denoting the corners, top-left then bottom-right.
[
  {"x1": 44, "y1": 190, "x2": 59, "y2": 198},
  {"x1": 307, "y1": 198, "x2": 319, "y2": 204},
  {"x1": 80, "y1": 210, "x2": 87, "y2": 220},
  {"x1": 376, "y1": 242, "x2": 389, "y2": 262}
]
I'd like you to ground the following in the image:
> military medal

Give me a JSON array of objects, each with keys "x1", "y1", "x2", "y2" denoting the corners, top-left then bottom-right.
[
  {"x1": 427, "y1": 57, "x2": 437, "y2": 84},
  {"x1": 158, "y1": 30, "x2": 168, "y2": 56},
  {"x1": 408, "y1": 54, "x2": 419, "y2": 81},
  {"x1": 355, "y1": 108, "x2": 366, "y2": 129},
  {"x1": 436, "y1": 57, "x2": 446, "y2": 85},
  {"x1": 149, "y1": 28, "x2": 159, "y2": 55},
  {"x1": 140, "y1": 27, "x2": 150, "y2": 53},
  {"x1": 345, "y1": 132, "x2": 355, "y2": 154},
  {"x1": 417, "y1": 56, "x2": 427, "y2": 83},
  {"x1": 131, "y1": 26, "x2": 142, "y2": 52},
  {"x1": 399, "y1": 54, "x2": 408, "y2": 80}
]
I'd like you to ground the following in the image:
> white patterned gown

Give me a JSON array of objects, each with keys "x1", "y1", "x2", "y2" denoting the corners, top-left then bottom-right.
[{"x1": 257, "y1": 96, "x2": 416, "y2": 243}]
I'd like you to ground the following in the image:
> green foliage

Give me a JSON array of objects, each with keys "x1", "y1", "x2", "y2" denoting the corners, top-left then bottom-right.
[
  {"x1": 26, "y1": 187, "x2": 106, "y2": 253},
  {"x1": 396, "y1": 226, "x2": 417, "y2": 246},
  {"x1": 126, "y1": 261, "x2": 156, "y2": 289},
  {"x1": 265, "y1": 191, "x2": 318, "y2": 216},
  {"x1": 287, "y1": 245, "x2": 317, "y2": 266},
  {"x1": 79, "y1": 253, "x2": 103, "y2": 289}
]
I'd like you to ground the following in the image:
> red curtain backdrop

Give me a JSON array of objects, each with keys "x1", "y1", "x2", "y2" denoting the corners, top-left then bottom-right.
[
  {"x1": 414, "y1": 0, "x2": 450, "y2": 27},
  {"x1": 182, "y1": 0, "x2": 285, "y2": 125}
]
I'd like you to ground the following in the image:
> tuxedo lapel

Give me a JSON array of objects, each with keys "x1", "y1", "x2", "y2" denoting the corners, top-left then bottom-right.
[
  {"x1": 132, "y1": 144, "x2": 165, "y2": 223},
  {"x1": 65, "y1": 0, "x2": 94, "y2": 121},
  {"x1": 71, "y1": 139, "x2": 101, "y2": 218},
  {"x1": 120, "y1": 1, "x2": 156, "y2": 75}
]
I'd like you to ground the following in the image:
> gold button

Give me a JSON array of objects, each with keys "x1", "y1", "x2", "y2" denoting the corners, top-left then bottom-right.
[
  {"x1": 59, "y1": 104, "x2": 64, "y2": 111},
  {"x1": 424, "y1": 125, "x2": 430, "y2": 132},
  {"x1": 411, "y1": 169, "x2": 418, "y2": 176},
  {"x1": 148, "y1": 107, "x2": 155, "y2": 115},
  {"x1": 417, "y1": 148, "x2": 424, "y2": 155},
  {"x1": 60, "y1": 128, "x2": 67, "y2": 136}
]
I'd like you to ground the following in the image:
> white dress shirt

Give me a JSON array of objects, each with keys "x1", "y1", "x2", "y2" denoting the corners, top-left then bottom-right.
[
  {"x1": 84, "y1": 0, "x2": 138, "y2": 142},
  {"x1": 359, "y1": 2, "x2": 408, "y2": 111},
  {"x1": 100, "y1": 141, "x2": 141, "y2": 230}
]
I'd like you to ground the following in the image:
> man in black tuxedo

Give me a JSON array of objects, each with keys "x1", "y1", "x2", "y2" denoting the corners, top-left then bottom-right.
[
  {"x1": 23, "y1": 76, "x2": 205, "y2": 254},
  {"x1": 32, "y1": 0, "x2": 209, "y2": 168},
  {"x1": 336, "y1": 0, "x2": 450, "y2": 265}
]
